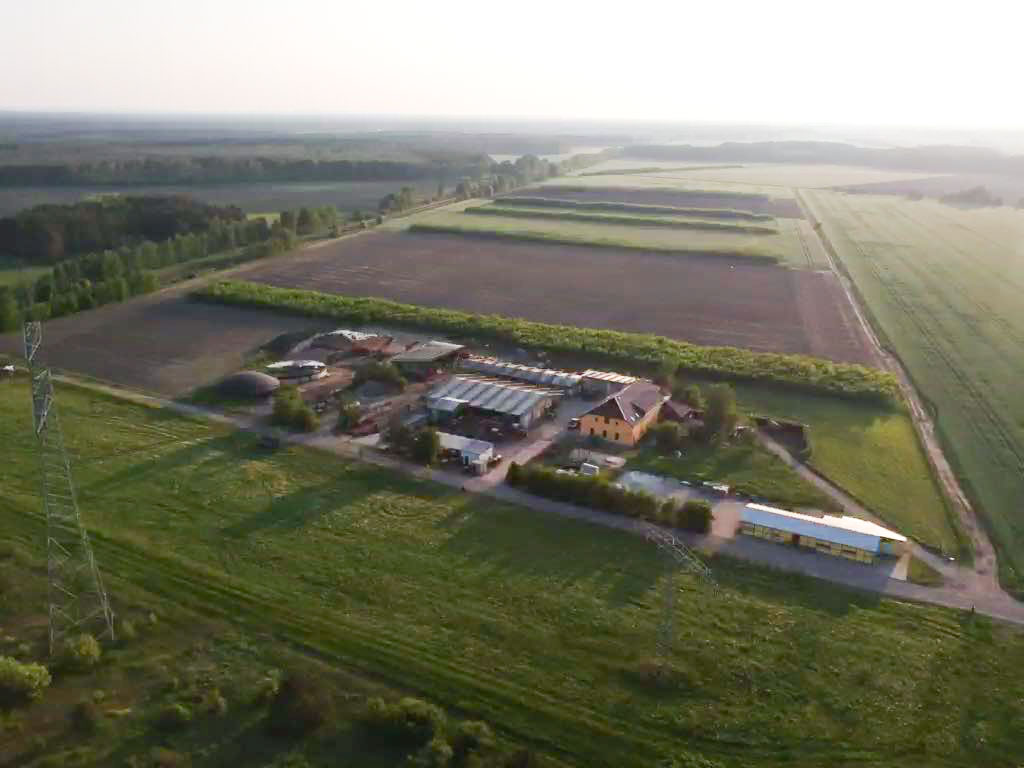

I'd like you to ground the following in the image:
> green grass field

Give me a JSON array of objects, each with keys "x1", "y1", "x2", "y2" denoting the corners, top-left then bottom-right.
[
  {"x1": 409, "y1": 212, "x2": 786, "y2": 263},
  {"x1": 0, "y1": 264, "x2": 48, "y2": 287},
  {"x1": 4, "y1": 381, "x2": 1022, "y2": 767},
  {"x1": 464, "y1": 204, "x2": 780, "y2": 235},
  {"x1": 803, "y1": 191, "x2": 1024, "y2": 592},
  {"x1": 725, "y1": 382, "x2": 965, "y2": 557}
]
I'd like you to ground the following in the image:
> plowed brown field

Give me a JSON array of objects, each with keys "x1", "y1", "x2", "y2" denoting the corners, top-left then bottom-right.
[{"x1": 237, "y1": 232, "x2": 876, "y2": 365}]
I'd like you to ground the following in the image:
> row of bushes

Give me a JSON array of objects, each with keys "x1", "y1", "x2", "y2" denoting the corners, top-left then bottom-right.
[
  {"x1": 407, "y1": 223, "x2": 780, "y2": 264},
  {"x1": 497, "y1": 195, "x2": 774, "y2": 222},
  {"x1": 195, "y1": 281, "x2": 901, "y2": 404},
  {"x1": 506, "y1": 463, "x2": 712, "y2": 533},
  {"x1": 464, "y1": 204, "x2": 779, "y2": 235}
]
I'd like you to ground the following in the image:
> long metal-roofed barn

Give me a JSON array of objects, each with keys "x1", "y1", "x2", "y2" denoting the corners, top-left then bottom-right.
[
  {"x1": 581, "y1": 369, "x2": 638, "y2": 397},
  {"x1": 739, "y1": 503, "x2": 908, "y2": 563},
  {"x1": 460, "y1": 355, "x2": 582, "y2": 393},
  {"x1": 426, "y1": 374, "x2": 562, "y2": 429}
]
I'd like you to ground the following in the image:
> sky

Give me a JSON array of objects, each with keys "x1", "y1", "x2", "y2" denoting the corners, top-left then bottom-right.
[{"x1": 2, "y1": 0, "x2": 1022, "y2": 129}]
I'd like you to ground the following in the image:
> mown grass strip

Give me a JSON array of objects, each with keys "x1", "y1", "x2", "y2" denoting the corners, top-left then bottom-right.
[
  {"x1": 407, "y1": 222, "x2": 781, "y2": 264},
  {"x1": 463, "y1": 204, "x2": 779, "y2": 235},
  {"x1": 193, "y1": 280, "x2": 901, "y2": 404},
  {"x1": 498, "y1": 195, "x2": 773, "y2": 221}
]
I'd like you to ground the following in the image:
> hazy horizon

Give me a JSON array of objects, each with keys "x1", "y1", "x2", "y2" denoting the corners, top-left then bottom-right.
[{"x1": 3, "y1": 0, "x2": 1022, "y2": 131}]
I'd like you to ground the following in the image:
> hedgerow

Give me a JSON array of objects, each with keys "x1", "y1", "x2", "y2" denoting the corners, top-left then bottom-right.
[{"x1": 195, "y1": 281, "x2": 900, "y2": 404}]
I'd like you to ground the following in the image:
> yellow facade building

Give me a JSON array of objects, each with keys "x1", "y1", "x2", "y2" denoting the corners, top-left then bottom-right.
[{"x1": 579, "y1": 381, "x2": 666, "y2": 447}]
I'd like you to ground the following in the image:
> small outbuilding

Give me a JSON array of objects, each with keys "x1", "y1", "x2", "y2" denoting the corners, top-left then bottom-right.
[
  {"x1": 438, "y1": 432, "x2": 495, "y2": 473},
  {"x1": 267, "y1": 360, "x2": 328, "y2": 381},
  {"x1": 739, "y1": 503, "x2": 908, "y2": 563},
  {"x1": 217, "y1": 371, "x2": 281, "y2": 398}
]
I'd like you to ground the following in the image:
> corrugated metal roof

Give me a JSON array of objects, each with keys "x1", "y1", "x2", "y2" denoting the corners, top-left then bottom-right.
[
  {"x1": 391, "y1": 340, "x2": 465, "y2": 363},
  {"x1": 581, "y1": 369, "x2": 638, "y2": 385},
  {"x1": 461, "y1": 356, "x2": 582, "y2": 389},
  {"x1": 438, "y1": 432, "x2": 494, "y2": 456},
  {"x1": 741, "y1": 503, "x2": 907, "y2": 552},
  {"x1": 428, "y1": 375, "x2": 561, "y2": 417}
]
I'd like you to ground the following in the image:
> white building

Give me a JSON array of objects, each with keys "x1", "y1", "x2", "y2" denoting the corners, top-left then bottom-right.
[
  {"x1": 739, "y1": 503, "x2": 908, "y2": 563},
  {"x1": 438, "y1": 432, "x2": 495, "y2": 473}
]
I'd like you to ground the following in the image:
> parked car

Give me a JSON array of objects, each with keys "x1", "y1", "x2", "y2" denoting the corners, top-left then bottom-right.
[{"x1": 567, "y1": 418, "x2": 581, "y2": 431}]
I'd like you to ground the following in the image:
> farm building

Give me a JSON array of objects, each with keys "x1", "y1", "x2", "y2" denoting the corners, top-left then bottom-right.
[
  {"x1": 459, "y1": 356, "x2": 582, "y2": 393},
  {"x1": 739, "y1": 503, "x2": 908, "y2": 563},
  {"x1": 390, "y1": 340, "x2": 466, "y2": 378},
  {"x1": 217, "y1": 371, "x2": 280, "y2": 398},
  {"x1": 312, "y1": 329, "x2": 380, "y2": 350},
  {"x1": 438, "y1": 432, "x2": 495, "y2": 473},
  {"x1": 266, "y1": 360, "x2": 328, "y2": 381},
  {"x1": 660, "y1": 400, "x2": 704, "y2": 426},
  {"x1": 426, "y1": 375, "x2": 562, "y2": 430},
  {"x1": 579, "y1": 381, "x2": 667, "y2": 446},
  {"x1": 580, "y1": 369, "x2": 638, "y2": 397}
]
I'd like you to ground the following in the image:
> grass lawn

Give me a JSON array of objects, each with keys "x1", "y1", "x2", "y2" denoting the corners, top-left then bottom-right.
[
  {"x1": 628, "y1": 438, "x2": 837, "y2": 511},
  {"x1": 0, "y1": 264, "x2": 48, "y2": 287},
  {"x1": 2, "y1": 380, "x2": 1023, "y2": 767},
  {"x1": 719, "y1": 382, "x2": 966, "y2": 558}
]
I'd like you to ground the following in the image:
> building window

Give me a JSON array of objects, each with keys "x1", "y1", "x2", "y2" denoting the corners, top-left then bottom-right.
[
  {"x1": 602, "y1": 430, "x2": 607, "y2": 438},
  {"x1": 614, "y1": 433, "x2": 620, "y2": 441},
  {"x1": 589, "y1": 427, "x2": 594, "y2": 436}
]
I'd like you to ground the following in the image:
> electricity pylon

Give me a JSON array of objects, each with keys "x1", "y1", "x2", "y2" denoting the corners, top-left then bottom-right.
[
  {"x1": 645, "y1": 524, "x2": 715, "y2": 660},
  {"x1": 24, "y1": 321, "x2": 114, "y2": 654}
]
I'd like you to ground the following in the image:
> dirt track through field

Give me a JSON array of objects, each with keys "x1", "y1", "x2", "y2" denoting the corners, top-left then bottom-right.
[{"x1": 235, "y1": 231, "x2": 877, "y2": 366}]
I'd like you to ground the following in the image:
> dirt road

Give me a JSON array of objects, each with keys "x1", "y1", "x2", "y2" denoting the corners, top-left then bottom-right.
[{"x1": 794, "y1": 189, "x2": 1003, "y2": 598}]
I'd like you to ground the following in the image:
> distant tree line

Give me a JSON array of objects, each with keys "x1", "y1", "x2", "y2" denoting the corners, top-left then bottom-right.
[
  {"x1": 0, "y1": 196, "x2": 245, "y2": 265},
  {"x1": 0, "y1": 157, "x2": 491, "y2": 187}
]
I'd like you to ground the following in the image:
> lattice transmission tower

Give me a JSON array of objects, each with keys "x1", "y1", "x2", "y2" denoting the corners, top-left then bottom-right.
[
  {"x1": 645, "y1": 524, "x2": 716, "y2": 660},
  {"x1": 24, "y1": 321, "x2": 115, "y2": 654}
]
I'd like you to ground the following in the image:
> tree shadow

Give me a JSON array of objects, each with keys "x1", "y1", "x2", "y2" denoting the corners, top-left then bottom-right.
[{"x1": 81, "y1": 433, "x2": 247, "y2": 496}]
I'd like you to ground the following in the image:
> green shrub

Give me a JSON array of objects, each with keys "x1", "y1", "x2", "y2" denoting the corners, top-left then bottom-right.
[
  {"x1": 61, "y1": 633, "x2": 101, "y2": 671},
  {"x1": 271, "y1": 388, "x2": 319, "y2": 433},
  {"x1": 195, "y1": 281, "x2": 901, "y2": 404},
  {"x1": 70, "y1": 699, "x2": 103, "y2": 735},
  {"x1": 149, "y1": 747, "x2": 187, "y2": 768},
  {"x1": 411, "y1": 736, "x2": 454, "y2": 767},
  {"x1": 203, "y1": 688, "x2": 228, "y2": 716},
  {"x1": 412, "y1": 428, "x2": 441, "y2": 466},
  {"x1": 266, "y1": 669, "x2": 331, "y2": 737},
  {"x1": 158, "y1": 702, "x2": 192, "y2": 731},
  {"x1": 452, "y1": 720, "x2": 495, "y2": 757},
  {"x1": 680, "y1": 499, "x2": 713, "y2": 533},
  {"x1": 361, "y1": 696, "x2": 446, "y2": 746},
  {"x1": 354, "y1": 361, "x2": 406, "y2": 390},
  {"x1": 0, "y1": 655, "x2": 52, "y2": 703},
  {"x1": 652, "y1": 422, "x2": 684, "y2": 453}
]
